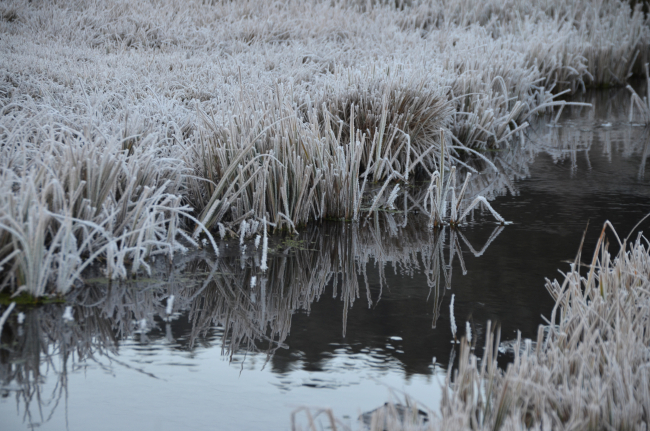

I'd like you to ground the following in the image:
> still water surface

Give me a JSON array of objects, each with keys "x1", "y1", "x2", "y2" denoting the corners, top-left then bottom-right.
[{"x1": 1, "y1": 88, "x2": 649, "y2": 430}]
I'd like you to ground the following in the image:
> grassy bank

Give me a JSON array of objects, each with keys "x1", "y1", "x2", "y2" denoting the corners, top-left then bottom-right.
[
  {"x1": 298, "y1": 223, "x2": 650, "y2": 430},
  {"x1": 1, "y1": 0, "x2": 649, "y2": 296}
]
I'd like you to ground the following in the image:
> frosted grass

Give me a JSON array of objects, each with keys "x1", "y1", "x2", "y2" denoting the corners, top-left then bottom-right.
[{"x1": 1, "y1": 0, "x2": 648, "y2": 296}]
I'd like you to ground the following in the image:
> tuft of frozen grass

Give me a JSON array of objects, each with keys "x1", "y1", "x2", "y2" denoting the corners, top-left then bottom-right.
[
  {"x1": 0, "y1": 123, "x2": 205, "y2": 295},
  {"x1": 432, "y1": 223, "x2": 650, "y2": 430}
]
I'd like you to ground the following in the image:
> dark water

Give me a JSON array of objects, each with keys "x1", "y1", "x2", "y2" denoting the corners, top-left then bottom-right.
[{"x1": 2, "y1": 88, "x2": 649, "y2": 430}]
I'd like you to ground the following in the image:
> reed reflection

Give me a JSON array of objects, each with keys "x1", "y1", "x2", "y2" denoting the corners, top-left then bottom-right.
[{"x1": 0, "y1": 209, "x2": 505, "y2": 426}]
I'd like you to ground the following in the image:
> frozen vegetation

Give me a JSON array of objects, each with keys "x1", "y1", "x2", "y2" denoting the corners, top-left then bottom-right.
[
  {"x1": 2, "y1": 2, "x2": 650, "y2": 429},
  {"x1": 2, "y1": 217, "x2": 649, "y2": 429},
  {"x1": 0, "y1": 0, "x2": 649, "y2": 295}
]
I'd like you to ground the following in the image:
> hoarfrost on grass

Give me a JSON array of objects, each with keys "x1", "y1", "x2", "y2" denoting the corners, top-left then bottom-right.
[{"x1": 1, "y1": 0, "x2": 648, "y2": 295}]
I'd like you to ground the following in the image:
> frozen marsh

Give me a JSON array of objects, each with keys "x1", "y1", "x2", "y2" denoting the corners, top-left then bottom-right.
[
  {"x1": 1, "y1": 85, "x2": 650, "y2": 429},
  {"x1": 1, "y1": 0, "x2": 649, "y2": 295}
]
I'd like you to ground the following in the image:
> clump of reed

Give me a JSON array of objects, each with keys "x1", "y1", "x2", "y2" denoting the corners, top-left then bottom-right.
[
  {"x1": 308, "y1": 221, "x2": 650, "y2": 430},
  {"x1": 433, "y1": 223, "x2": 650, "y2": 430},
  {"x1": 191, "y1": 78, "x2": 461, "y2": 236},
  {"x1": 0, "y1": 115, "x2": 215, "y2": 296},
  {"x1": 190, "y1": 80, "x2": 514, "y2": 238},
  {"x1": 192, "y1": 94, "x2": 367, "y2": 232},
  {"x1": 423, "y1": 131, "x2": 506, "y2": 228},
  {"x1": 316, "y1": 78, "x2": 453, "y2": 179}
]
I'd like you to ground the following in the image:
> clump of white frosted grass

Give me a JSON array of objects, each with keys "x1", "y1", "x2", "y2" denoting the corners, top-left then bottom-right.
[
  {"x1": 316, "y1": 79, "x2": 453, "y2": 177},
  {"x1": 1, "y1": 0, "x2": 648, "y2": 296},
  {"x1": 432, "y1": 224, "x2": 650, "y2": 430},
  {"x1": 423, "y1": 132, "x2": 506, "y2": 227},
  {"x1": 0, "y1": 117, "x2": 216, "y2": 296}
]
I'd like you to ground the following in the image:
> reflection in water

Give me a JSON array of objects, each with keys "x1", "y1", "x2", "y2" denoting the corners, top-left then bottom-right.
[
  {"x1": 2, "y1": 87, "x2": 650, "y2": 430},
  {"x1": 1, "y1": 217, "x2": 504, "y2": 426}
]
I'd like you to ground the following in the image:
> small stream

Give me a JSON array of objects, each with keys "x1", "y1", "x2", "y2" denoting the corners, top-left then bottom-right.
[{"x1": 2, "y1": 87, "x2": 649, "y2": 431}]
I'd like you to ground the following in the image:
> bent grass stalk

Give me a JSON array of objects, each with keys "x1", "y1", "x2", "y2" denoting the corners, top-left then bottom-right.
[
  {"x1": 424, "y1": 131, "x2": 506, "y2": 228},
  {"x1": 627, "y1": 63, "x2": 650, "y2": 125}
]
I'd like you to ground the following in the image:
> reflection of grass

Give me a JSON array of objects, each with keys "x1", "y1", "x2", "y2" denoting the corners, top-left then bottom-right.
[{"x1": 0, "y1": 212, "x2": 506, "y2": 427}]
